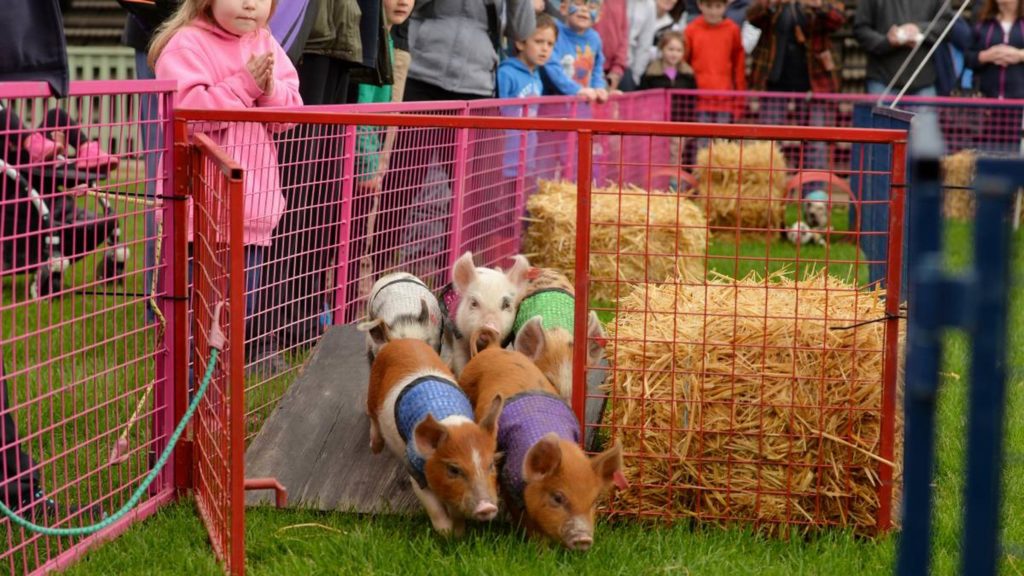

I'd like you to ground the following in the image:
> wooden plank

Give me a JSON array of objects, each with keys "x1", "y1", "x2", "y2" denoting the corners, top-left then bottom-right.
[
  {"x1": 244, "y1": 324, "x2": 418, "y2": 513},
  {"x1": 245, "y1": 324, "x2": 611, "y2": 513}
]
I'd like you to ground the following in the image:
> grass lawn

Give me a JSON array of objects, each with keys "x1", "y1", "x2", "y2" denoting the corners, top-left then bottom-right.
[{"x1": 45, "y1": 218, "x2": 1023, "y2": 575}]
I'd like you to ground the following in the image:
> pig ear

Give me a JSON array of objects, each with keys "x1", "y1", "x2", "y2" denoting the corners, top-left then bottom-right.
[
  {"x1": 418, "y1": 298, "x2": 431, "y2": 325},
  {"x1": 586, "y1": 312, "x2": 606, "y2": 365},
  {"x1": 523, "y1": 433, "x2": 562, "y2": 483},
  {"x1": 507, "y1": 255, "x2": 531, "y2": 294},
  {"x1": 590, "y1": 439, "x2": 623, "y2": 488},
  {"x1": 413, "y1": 415, "x2": 447, "y2": 459},
  {"x1": 452, "y1": 251, "x2": 476, "y2": 293},
  {"x1": 479, "y1": 394, "x2": 504, "y2": 435},
  {"x1": 358, "y1": 318, "x2": 391, "y2": 348},
  {"x1": 514, "y1": 316, "x2": 546, "y2": 361}
]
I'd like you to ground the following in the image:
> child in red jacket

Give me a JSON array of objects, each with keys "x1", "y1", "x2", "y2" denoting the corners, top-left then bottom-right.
[{"x1": 685, "y1": 0, "x2": 746, "y2": 137}]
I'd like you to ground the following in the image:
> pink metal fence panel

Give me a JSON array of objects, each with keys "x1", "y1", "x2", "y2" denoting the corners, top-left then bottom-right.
[
  {"x1": 667, "y1": 89, "x2": 1023, "y2": 174},
  {"x1": 0, "y1": 80, "x2": 176, "y2": 575}
]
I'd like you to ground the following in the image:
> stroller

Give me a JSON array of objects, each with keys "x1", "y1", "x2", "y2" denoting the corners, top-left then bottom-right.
[{"x1": 1, "y1": 156, "x2": 128, "y2": 298}]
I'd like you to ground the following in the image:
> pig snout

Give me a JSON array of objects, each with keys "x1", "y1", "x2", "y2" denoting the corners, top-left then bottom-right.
[
  {"x1": 562, "y1": 517, "x2": 594, "y2": 551},
  {"x1": 566, "y1": 533, "x2": 593, "y2": 551},
  {"x1": 472, "y1": 500, "x2": 498, "y2": 521}
]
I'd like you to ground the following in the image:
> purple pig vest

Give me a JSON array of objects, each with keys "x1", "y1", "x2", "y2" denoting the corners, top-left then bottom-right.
[{"x1": 497, "y1": 391, "x2": 581, "y2": 508}]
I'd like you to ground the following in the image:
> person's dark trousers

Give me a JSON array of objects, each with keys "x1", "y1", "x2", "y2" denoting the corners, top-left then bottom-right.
[
  {"x1": 1, "y1": 363, "x2": 38, "y2": 509},
  {"x1": 266, "y1": 54, "x2": 353, "y2": 349},
  {"x1": 373, "y1": 78, "x2": 485, "y2": 286}
]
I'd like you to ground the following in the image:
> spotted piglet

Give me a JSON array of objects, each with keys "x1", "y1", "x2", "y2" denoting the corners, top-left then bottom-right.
[
  {"x1": 443, "y1": 251, "x2": 529, "y2": 376},
  {"x1": 367, "y1": 337, "x2": 504, "y2": 536},
  {"x1": 509, "y1": 266, "x2": 607, "y2": 400},
  {"x1": 359, "y1": 272, "x2": 447, "y2": 365},
  {"x1": 459, "y1": 328, "x2": 623, "y2": 551}
]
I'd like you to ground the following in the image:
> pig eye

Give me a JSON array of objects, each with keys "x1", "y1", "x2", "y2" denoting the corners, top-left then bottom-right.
[
  {"x1": 469, "y1": 299, "x2": 479, "y2": 309},
  {"x1": 501, "y1": 297, "x2": 512, "y2": 311},
  {"x1": 446, "y1": 464, "x2": 463, "y2": 478},
  {"x1": 550, "y1": 491, "x2": 567, "y2": 507}
]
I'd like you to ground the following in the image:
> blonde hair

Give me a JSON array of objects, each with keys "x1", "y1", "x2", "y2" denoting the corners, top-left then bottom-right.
[{"x1": 148, "y1": 0, "x2": 278, "y2": 68}]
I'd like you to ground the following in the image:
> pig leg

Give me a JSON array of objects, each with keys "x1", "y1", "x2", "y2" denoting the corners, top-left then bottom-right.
[
  {"x1": 445, "y1": 504, "x2": 467, "y2": 538},
  {"x1": 410, "y1": 478, "x2": 454, "y2": 535},
  {"x1": 369, "y1": 417, "x2": 384, "y2": 454},
  {"x1": 451, "y1": 342, "x2": 470, "y2": 377}
]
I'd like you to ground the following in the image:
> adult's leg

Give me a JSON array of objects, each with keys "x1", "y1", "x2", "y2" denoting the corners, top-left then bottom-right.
[
  {"x1": 136, "y1": 51, "x2": 163, "y2": 324},
  {"x1": 0, "y1": 366, "x2": 38, "y2": 509},
  {"x1": 266, "y1": 54, "x2": 352, "y2": 350}
]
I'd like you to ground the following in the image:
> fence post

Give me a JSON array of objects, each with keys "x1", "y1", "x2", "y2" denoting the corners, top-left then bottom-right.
[
  {"x1": 514, "y1": 104, "x2": 529, "y2": 247},
  {"x1": 151, "y1": 94, "x2": 177, "y2": 496},
  {"x1": 565, "y1": 101, "x2": 578, "y2": 181},
  {"x1": 571, "y1": 129, "x2": 593, "y2": 427},
  {"x1": 169, "y1": 116, "x2": 192, "y2": 494},
  {"x1": 960, "y1": 159, "x2": 1022, "y2": 576},
  {"x1": 334, "y1": 124, "x2": 358, "y2": 323},
  {"x1": 448, "y1": 109, "x2": 471, "y2": 269},
  {"x1": 226, "y1": 165, "x2": 247, "y2": 576},
  {"x1": 897, "y1": 119, "x2": 945, "y2": 576},
  {"x1": 877, "y1": 139, "x2": 907, "y2": 532}
]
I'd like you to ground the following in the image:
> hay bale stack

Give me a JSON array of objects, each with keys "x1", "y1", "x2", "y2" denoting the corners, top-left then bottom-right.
[
  {"x1": 694, "y1": 140, "x2": 788, "y2": 231},
  {"x1": 606, "y1": 271, "x2": 903, "y2": 534},
  {"x1": 942, "y1": 150, "x2": 976, "y2": 220},
  {"x1": 523, "y1": 180, "x2": 707, "y2": 302}
]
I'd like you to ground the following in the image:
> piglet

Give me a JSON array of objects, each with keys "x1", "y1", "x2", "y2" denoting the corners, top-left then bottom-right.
[
  {"x1": 459, "y1": 328, "x2": 623, "y2": 551},
  {"x1": 358, "y1": 272, "x2": 447, "y2": 364},
  {"x1": 444, "y1": 251, "x2": 529, "y2": 376},
  {"x1": 509, "y1": 266, "x2": 607, "y2": 400},
  {"x1": 367, "y1": 337, "x2": 504, "y2": 535}
]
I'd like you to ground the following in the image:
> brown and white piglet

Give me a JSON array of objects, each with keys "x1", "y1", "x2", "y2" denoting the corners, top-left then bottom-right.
[
  {"x1": 443, "y1": 251, "x2": 530, "y2": 376},
  {"x1": 508, "y1": 267, "x2": 606, "y2": 399},
  {"x1": 367, "y1": 337, "x2": 504, "y2": 536},
  {"x1": 459, "y1": 328, "x2": 623, "y2": 551},
  {"x1": 513, "y1": 314, "x2": 606, "y2": 401}
]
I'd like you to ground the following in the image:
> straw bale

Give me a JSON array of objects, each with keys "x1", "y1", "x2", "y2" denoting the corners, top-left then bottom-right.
[
  {"x1": 694, "y1": 140, "x2": 788, "y2": 231},
  {"x1": 942, "y1": 150, "x2": 975, "y2": 220},
  {"x1": 605, "y1": 271, "x2": 904, "y2": 534},
  {"x1": 523, "y1": 180, "x2": 708, "y2": 302}
]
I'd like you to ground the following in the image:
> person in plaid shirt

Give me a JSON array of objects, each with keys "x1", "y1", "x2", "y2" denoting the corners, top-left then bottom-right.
[{"x1": 748, "y1": 0, "x2": 845, "y2": 177}]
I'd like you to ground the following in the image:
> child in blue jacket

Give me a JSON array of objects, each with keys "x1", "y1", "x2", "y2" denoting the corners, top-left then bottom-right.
[{"x1": 542, "y1": 0, "x2": 609, "y2": 102}]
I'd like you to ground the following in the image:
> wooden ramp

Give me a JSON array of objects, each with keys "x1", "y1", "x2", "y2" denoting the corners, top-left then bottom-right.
[{"x1": 244, "y1": 324, "x2": 608, "y2": 512}]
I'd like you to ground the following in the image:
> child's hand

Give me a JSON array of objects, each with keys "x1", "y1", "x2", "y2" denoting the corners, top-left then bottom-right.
[
  {"x1": 595, "y1": 88, "x2": 610, "y2": 103},
  {"x1": 578, "y1": 87, "x2": 598, "y2": 102},
  {"x1": 247, "y1": 52, "x2": 275, "y2": 94},
  {"x1": 357, "y1": 175, "x2": 382, "y2": 193}
]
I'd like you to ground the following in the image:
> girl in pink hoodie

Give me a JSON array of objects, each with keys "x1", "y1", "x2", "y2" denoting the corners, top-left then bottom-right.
[{"x1": 150, "y1": 0, "x2": 302, "y2": 377}]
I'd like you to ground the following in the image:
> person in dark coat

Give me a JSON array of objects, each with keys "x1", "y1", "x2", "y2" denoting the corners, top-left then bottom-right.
[
  {"x1": 639, "y1": 31, "x2": 696, "y2": 89},
  {"x1": 266, "y1": 0, "x2": 390, "y2": 349},
  {"x1": 965, "y1": 0, "x2": 1024, "y2": 153},
  {"x1": 118, "y1": 1, "x2": 180, "y2": 325}
]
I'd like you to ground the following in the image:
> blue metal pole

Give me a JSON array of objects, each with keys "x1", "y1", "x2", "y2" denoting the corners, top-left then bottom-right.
[
  {"x1": 896, "y1": 120, "x2": 946, "y2": 576},
  {"x1": 961, "y1": 162, "x2": 1021, "y2": 576}
]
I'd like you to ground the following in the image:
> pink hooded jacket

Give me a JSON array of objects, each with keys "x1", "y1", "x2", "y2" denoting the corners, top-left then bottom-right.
[{"x1": 156, "y1": 18, "x2": 302, "y2": 246}]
